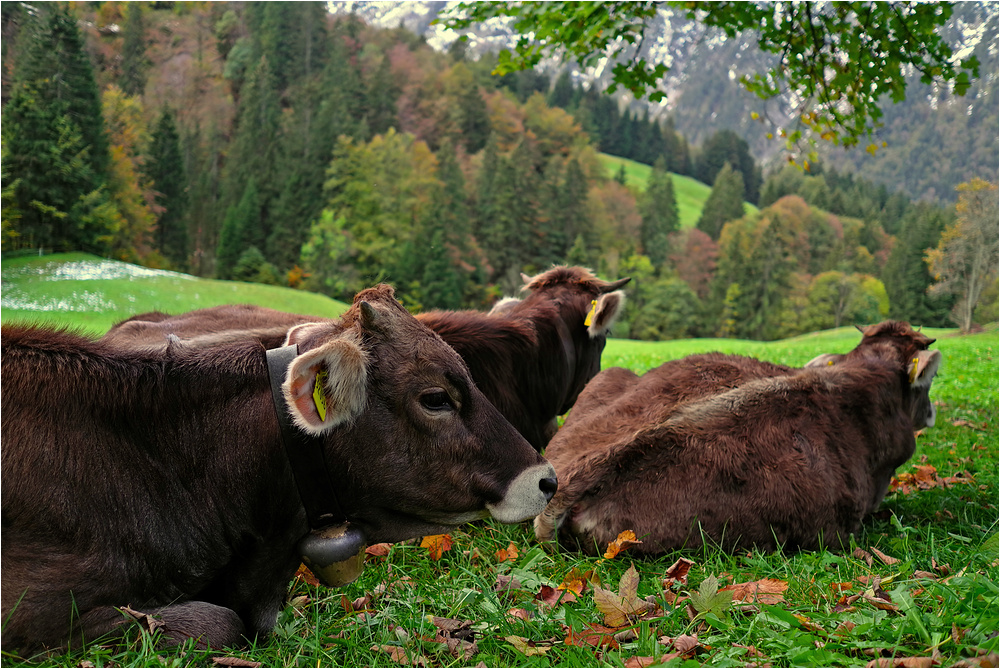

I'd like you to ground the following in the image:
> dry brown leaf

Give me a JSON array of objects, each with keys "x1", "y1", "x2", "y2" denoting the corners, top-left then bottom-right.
[
  {"x1": 950, "y1": 651, "x2": 1000, "y2": 667},
  {"x1": 495, "y1": 541, "x2": 519, "y2": 563},
  {"x1": 426, "y1": 616, "x2": 472, "y2": 633},
  {"x1": 672, "y1": 633, "x2": 700, "y2": 654},
  {"x1": 365, "y1": 543, "x2": 392, "y2": 558},
  {"x1": 854, "y1": 548, "x2": 874, "y2": 566},
  {"x1": 507, "y1": 608, "x2": 533, "y2": 622},
  {"x1": 211, "y1": 658, "x2": 262, "y2": 668},
  {"x1": 564, "y1": 622, "x2": 620, "y2": 649},
  {"x1": 371, "y1": 644, "x2": 427, "y2": 666},
  {"x1": 863, "y1": 591, "x2": 900, "y2": 612},
  {"x1": 723, "y1": 578, "x2": 788, "y2": 605},
  {"x1": 662, "y1": 557, "x2": 695, "y2": 588},
  {"x1": 119, "y1": 606, "x2": 164, "y2": 634},
  {"x1": 592, "y1": 564, "x2": 654, "y2": 627},
  {"x1": 494, "y1": 573, "x2": 523, "y2": 593},
  {"x1": 871, "y1": 547, "x2": 901, "y2": 565},
  {"x1": 604, "y1": 530, "x2": 643, "y2": 559},
  {"x1": 865, "y1": 656, "x2": 936, "y2": 668},
  {"x1": 419, "y1": 534, "x2": 453, "y2": 560},
  {"x1": 624, "y1": 656, "x2": 661, "y2": 668}
]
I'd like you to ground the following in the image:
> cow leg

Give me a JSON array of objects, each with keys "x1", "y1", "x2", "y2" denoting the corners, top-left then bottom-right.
[{"x1": 73, "y1": 602, "x2": 246, "y2": 650}]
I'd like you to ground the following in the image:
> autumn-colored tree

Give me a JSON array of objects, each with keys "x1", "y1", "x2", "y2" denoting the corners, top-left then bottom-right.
[{"x1": 926, "y1": 179, "x2": 1000, "y2": 332}]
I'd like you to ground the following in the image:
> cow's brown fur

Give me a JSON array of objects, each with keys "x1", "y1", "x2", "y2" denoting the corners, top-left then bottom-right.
[
  {"x1": 100, "y1": 266, "x2": 629, "y2": 451},
  {"x1": 535, "y1": 321, "x2": 942, "y2": 555},
  {"x1": 2, "y1": 286, "x2": 555, "y2": 654}
]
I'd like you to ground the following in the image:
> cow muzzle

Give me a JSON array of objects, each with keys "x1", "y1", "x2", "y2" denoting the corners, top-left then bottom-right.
[{"x1": 486, "y1": 463, "x2": 558, "y2": 523}]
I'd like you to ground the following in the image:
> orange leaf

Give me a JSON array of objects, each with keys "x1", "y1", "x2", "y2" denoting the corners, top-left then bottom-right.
[
  {"x1": 871, "y1": 547, "x2": 900, "y2": 565},
  {"x1": 564, "y1": 622, "x2": 620, "y2": 649},
  {"x1": 558, "y1": 568, "x2": 591, "y2": 596},
  {"x1": 604, "y1": 530, "x2": 642, "y2": 559},
  {"x1": 495, "y1": 541, "x2": 519, "y2": 563},
  {"x1": 420, "y1": 534, "x2": 453, "y2": 560},
  {"x1": 294, "y1": 563, "x2": 320, "y2": 588},
  {"x1": 723, "y1": 578, "x2": 788, "y2": 605},
  {"x1": 536, "y1": 584, "x2": 577, "y2": 607}
]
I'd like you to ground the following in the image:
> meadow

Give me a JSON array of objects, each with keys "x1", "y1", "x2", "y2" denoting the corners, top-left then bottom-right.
[{"x1": 2, "y1": 255, "x2": 997, "y2": 668}]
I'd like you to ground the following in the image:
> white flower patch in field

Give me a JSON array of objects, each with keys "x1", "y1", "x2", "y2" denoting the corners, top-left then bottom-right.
[
  {"x1": 1, "y1": 259, "x2": 194, "y2": 282},
  {"x1": 1, "y1": 289, "x2": 117, "y2": 312}
]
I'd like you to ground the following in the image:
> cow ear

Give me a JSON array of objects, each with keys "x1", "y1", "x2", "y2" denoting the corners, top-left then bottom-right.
[
  {"x1": 909, "y1": 349, "x2": 942, "y2": 389},
  {"x1": 284, "y1": 322, "x2": 325, "y2": 347},
  {"x1": 804, "y1": 353, "x2": 844, "y2": 368},
  {"x1": 283, "y1": 335, "x2": 368, "y2": 435},
  {"x1": 587, "y1": 290, "x2": 626, "y2": 338}
]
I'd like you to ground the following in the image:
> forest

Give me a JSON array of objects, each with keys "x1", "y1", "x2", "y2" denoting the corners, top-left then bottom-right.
[{"x1": 2, "y1": 1, "x2": 997, "y2": 340}]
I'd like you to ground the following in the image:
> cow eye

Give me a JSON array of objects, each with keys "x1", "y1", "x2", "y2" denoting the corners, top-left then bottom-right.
[{"x1": 420, "y1": 390, "x2": 455, "y2": 413}]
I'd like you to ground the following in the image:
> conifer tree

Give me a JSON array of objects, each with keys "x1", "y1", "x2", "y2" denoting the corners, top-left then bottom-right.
[
  {"x1": 640, "y1": 156, "x2": 680, "y2": 268},
  {"x1": 147, "y1": 107, "x2": 189, "y2": 266},
  {"x1": 119, "y1": 3, "x2": 149, "y2": 96},
  {"x1": 696, "y1": 162, "x2": 745, "y2": 241},
  {"x1": 216, "y1": 179, "x2": 261, "y2": 279}
]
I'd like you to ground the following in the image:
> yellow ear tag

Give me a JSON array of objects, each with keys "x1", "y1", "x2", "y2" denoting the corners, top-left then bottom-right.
[
  {"x1": 313, "y1": 369, "x2": 328, "y2": 422},
  {"x1": 908, "y1": 357, "x2": 920, "y2": 384},
  {"x1": 583, "y1": 300, "x2": 597, "y2": 327},
  {"x1": 827, "y1": 359, "x2": 834, "y2": 366}
]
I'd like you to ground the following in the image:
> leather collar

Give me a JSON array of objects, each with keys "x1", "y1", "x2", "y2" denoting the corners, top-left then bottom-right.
[{"x1": 265, "y1": 345, "x2": 347, "y2": 530}]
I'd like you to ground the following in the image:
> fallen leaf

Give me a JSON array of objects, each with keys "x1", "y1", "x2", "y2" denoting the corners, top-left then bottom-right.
[
  {"x1": 688, "y1": 575, "x2": 733, "y2": 619},
  {"x1": 371, "y1": 645, "x2": 427, "y2": 666},
  {"x1": 662, "y1": 557, "x2": 694, "y2": 588},
  {"x1": 950, "y1": 651, "x2": 1000, "y2": 667},
  {"x1": 420, "y1": 534, "x2": 453, "y2": 560},
  {"x1": 564, "y1": 622, "x2": 620, "y2": 649},
  {"x1": 865, "y1": 657, "x2": 936, "y2": 667},
  {"x1": 734, "y1": 643, "x2": 767, "y2": 659},
  {"x1": 426, "y1": 616, "x2": 472, "y2": 633},
  {"x1": 495, "y1": 541, "x2": 519, "y2": 563},
  {"x1": 723, "y1": 578, "x2": 788, "y2": 605},
  {"x1": 913, "y1": 570, "x2": 938, "y2": 580},
  {"x1": 592, "y1": 564, "x2": 655, "y2": 627},
  {"x1": 624, "y1": 656, "x2": 660, "y2": 668},
  {"x1": 294, "y1": 563, "x2": 320, "y2": 587},
  {"x1": 604, "y1": 530, "x2": 643, "y2": 559},
  {"x1": 558, "y1": 568, "x2": 591, "y2": 596},
  {"x1": 854, "y1": 548, "x2": 874, "y2": 566},
  {"x1": 871, "y1": 547, "x2": 900, "y2": 565},
  {"x1": 536, "y1": 584, "x2": 576, "y2": 607},
  {"x1": 506, "y1": 608, "x2": 533, "y2": 622},
  {"x1": 366, "y1": 543, "x2": 391, "y2": 558},
  {"x1": 119, "y1": 606, "x2": 164, "y2": 634},
  {"x1": 494, "y1": 573, "x2": 523, "y2": 593},
  {"x1": 863, "y1": 591, "x2": 900, "y2": 612},
  {"x1": 505, "y1": 635, "x2": 551, "y2": 656},
  {"x1": 672, "y1": 633, "x2": 700, "y2": 654},
  {"x1": 211, "y1": 658, "x2": 262, "y2": 668},
  {"x1": 794, "y1": 614, "x2": 826, "y2": 633}
]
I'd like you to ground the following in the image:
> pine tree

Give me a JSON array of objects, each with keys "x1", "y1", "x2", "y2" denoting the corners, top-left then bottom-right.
[
  {"x1": 883, "y1": 203, "x2": 952, "y2": 326},
  {"x1": 693, "y1": 129, "x2": 760, "y2": 204},
  {"x1": 640, "y1": 156, "x2": 680, "y2": 268},
  {"x1": 216, "y1": 179, "x2": 261, "y2": 279},
  {"x1": 548, "y1": 69, "x2": 575, "y2": 110},
  {"x1": 18, "y1": 4, "x2": 109, "y2": 181},
  {"x1": 696, "y1": 162, "x2": 745, "y2": 241},
  {"x1": 366, "y1": 55, "x2": 398, "y2": 137},
  {"x1": 119, "y1": 3, "x2": 149, "y2": 96},
  {"x1": 147, "y1": 107, "x2": 189, "y2": 266}
]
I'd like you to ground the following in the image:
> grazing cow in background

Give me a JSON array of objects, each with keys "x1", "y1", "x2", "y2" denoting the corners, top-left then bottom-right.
[
  {"x1": 100, "y1": 266, "x2": 630, "y2": 451},
  {"x1": 535, "y1": 321, "x2": 942, "y2": 555},
  {"x1": 2, "y1": 285, "x2": 556, "y2": 654}
]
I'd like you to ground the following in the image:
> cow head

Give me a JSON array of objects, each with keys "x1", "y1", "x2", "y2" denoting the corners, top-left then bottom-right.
[
  {"x1": 814, "y1": 321, "x2": 943, "y2": 429},
  {"x1": 517, "y1": 266, "x2": 630, "y2": 416},
  {"x1": 281, "y1": 285, "x2": 557, "y2": 543}
]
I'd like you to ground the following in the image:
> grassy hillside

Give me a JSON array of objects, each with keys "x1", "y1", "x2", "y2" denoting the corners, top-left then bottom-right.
[
  {"x1": 0, "y1": 253, "x2": 350, "y2": 335},
  {"x1": 599, "y1": 153, "x2": 760, "y2": 228}
]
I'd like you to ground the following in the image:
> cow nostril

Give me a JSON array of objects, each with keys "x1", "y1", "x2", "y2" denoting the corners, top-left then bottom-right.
[{"x1": 539, "y1": 476, "x2": 558, "y2": 501}]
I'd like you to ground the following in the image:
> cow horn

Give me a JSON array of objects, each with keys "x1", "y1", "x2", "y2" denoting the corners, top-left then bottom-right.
[
  {"x1": 359, "y1": 301, "x2": 380, "y2": 329},
  {"x1": 601, "y1": 277, "x2": 631, "y2": 293}
]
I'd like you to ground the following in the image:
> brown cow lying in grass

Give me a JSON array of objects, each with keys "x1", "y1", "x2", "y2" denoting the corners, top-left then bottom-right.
[
  {"x1": 535, "y1": 321, "x2": 941, "y2": 555},
  {"x1": 101, "y1": 266, "x2": 629, "y2": 451},
  {"x1": 2, "y1": 285, "x2": 556, "y2": 654}
]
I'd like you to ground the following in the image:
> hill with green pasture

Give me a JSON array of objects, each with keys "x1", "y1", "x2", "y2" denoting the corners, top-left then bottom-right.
[{"x1": 0, "y1": 253, "x2": 350, "y2": 336}]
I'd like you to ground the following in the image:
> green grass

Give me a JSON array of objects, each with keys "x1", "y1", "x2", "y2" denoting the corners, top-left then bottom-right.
[
  {"x1": 599, "y1": 153, "x2": 760, "y2": 229},
  {"x1": 3, "y1": 257, "x2": 997, "y2": 668},
  {"x1": 0, "y1": 252, "x2": 350, "y2": 335}
]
